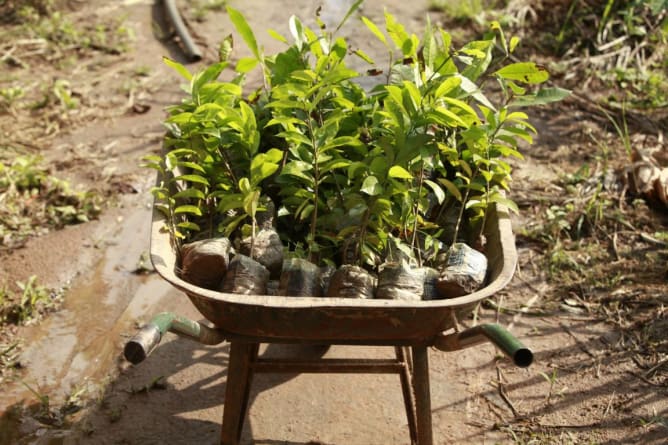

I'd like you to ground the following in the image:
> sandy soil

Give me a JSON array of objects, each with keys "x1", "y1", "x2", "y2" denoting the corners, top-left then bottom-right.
[{"x1": 0, "y1": 1, "x2": 666, "y2": 444}]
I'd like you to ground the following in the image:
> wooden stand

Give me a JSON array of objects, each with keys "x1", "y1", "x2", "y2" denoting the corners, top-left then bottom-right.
[{"x1": 220, "y1": 341, "x2": 433, "y2": 445}]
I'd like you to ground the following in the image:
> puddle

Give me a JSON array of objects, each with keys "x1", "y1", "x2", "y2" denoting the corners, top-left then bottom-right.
[{"x1": 1, "y1": 202, "x2": 173, "y2": 411}]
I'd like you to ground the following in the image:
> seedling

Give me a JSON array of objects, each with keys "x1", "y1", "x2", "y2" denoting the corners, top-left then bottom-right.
[
  {"x1": 537, "y1": 368, "x2": 560, "y2": 405},
  {"x1": 151, "y1": 3, "x2": 567, "y2": 276}
]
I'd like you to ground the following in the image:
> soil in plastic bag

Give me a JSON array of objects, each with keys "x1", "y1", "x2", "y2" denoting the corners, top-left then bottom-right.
[
  {"x1": 278, "y1": 258, "x2": 322, "y2": 297},
  {"x1": 326, "y1": 264, "x2": 377, "y2": 299},
  {"x1": 436, "y1": 243, "x2": 487, "y2": 298},
  {"x1": 238, "y1": 228, "x2": 284, "y2": 278},
  {"x1": 419, "y1": 267, "x2": 440, "y2": 300},
  {"x1": 319, "y1": 264, "x2": 336, "y2": 297},
  {"x1": 220, "y1": 254, "x2": 270, "y2": 295},
  {"x1": 376, "y1": 262, "x2": 424, "y2": 301},
  {"x1": 179, "y1": 238, "x2": 232, "y2": 290}
]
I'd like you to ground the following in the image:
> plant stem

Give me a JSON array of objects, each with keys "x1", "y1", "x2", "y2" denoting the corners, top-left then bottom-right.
[
  {"x1": 250, "y1": 217, "x2": 256, "y2": 259},
  {"x1": 304, "y1": 108, "x2": 320, "y2": 262},
  {"x1": 411, "y1": 163, "x2": 425, "y2": 266},
  {"x1": 217, "y1": 146, "x2": 239, "y2": 187},
  {"x1": 452, "y1": 181, "x2": 472, "y2": 245},
  {"x1": 358, "y1": 206, "x2": 372, "y2": 265}
]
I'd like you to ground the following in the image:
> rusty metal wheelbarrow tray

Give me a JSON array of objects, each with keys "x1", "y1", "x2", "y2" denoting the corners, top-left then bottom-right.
[{"x1": 148, "y1": 203, "x2": 517, "y2": 345}]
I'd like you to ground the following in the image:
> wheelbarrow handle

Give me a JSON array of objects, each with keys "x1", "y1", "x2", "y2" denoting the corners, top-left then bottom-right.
[
  {"x1": 433, "y1": 323, "x2": 533, "y2": 368},
  {"x1": 124, "y1": 312, "x2": 226, "y2": 364}
]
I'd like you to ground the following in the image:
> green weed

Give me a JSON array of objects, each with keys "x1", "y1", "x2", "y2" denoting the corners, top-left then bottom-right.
[
  {"x1": 429, "y1": 0, "x2": 498, "y2": 21},
  {"x1": 0, "y1": 155, "x2": 101, "y2": 249},
  {"x1": 543, "y1": 0, "x2": 668, "y2": 109},
  {"x1": 190, "y1": 0, "x2": 227, "y2": 22},
  {"x1": 0, "y1": 86, "x2": 25, "y2": 112},
  {"x1": 52, "y1": 79, "x2": 78, "y2": 110},
  {"x1": 21, "y1": 380, "x2": 50, "y2": 412},
  {"x1": 3, "y1": 276, "x2": 52, "y2": 325},
  {"x1": 2, "y1": 5, "x2": 134, "y2": 60},
  {"x1": 639, "y1": 410, "x2": 668, "y2": 429}
]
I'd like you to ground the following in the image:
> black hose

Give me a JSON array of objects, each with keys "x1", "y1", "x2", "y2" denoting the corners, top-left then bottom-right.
[{"x1": 163, "y1": 0, "x2": 202, "y2": 62}]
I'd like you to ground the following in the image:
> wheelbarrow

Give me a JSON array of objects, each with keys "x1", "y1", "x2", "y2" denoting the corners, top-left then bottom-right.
[{"x1": 124, "y1": 202, "x2": 532, "y2": 445}]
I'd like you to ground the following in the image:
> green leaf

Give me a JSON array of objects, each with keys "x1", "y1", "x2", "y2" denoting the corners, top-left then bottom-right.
[
  {"x1": 218, "y1": 194, "x2": 244, "y2": 212},
  {"x1": 509, "y1": 36, "x2": 520, "y2": 53},
  {"x1": 352, "y1": 49, "x2": 375, "y2": 65},
  {"x1": 250, "y1": 153, "x2": 280, "y2": 183},
  {"x1": 434, "y1": 76, "x2": 461, "y2": 98},
  {"x1": 242, "y1": 189, "x2": 260, "y2": 216},
  {"x1": 267, "y1": 29, "x2": 288, "y2": 44},
  {"x1": 459, "y1": 40, "x2": 493, "y2": 81},
  {"x1": 163, "y1": 57, "x2": 192, "y2": 82},
  {"x1": 142, "y1": 154, "x2": 163, "y2": 164},
  {"x1": 174, "y1": 174, "x2": 209, "y2": 186},
  {"x1": 177, "y1": 221, "x2": 201, "y2": 231},
  {"x1": 192, "y1": 61, "x2": 228, "y2": 97},
  {"x1": 236, "y1": 57, "x2": 259, "y2": 73},
  {"x1": 238, "y1": 177, "x2": 251, "y2": 194},
  {"x1": 265, "y1": 116, "x2": 304, "y2": 128},
  {"x1": 173, "y1": 189, "x2": 206, "y2": 200},
  {"x1": 361, "y1": 16, "x2": 387, "y2": 46},
  {"x1": 150, "y1": 188, "x2": 168, "y2": 200},
  {"x1": 510, "y1": 87, "x2": 571, "y2": 107},
  {"x1": 422, "y1": 17, "x2": 436, "y2": 70},
  {"x1": 507, "y1": 80, "x2": 526, "y2": 95},
  {"x1": 289, "y1": 15, "x2": 305, "y2": 50},
  {"x1": 388, "y1": 165, "x2": 413, "y2": 179},
  {"x1": 456, "y1": 75, "x2": 496, "y2": 110},
  {"x1": 424, "y1": 179, "x2": 445, "y2": 204},
  {"x1": 281, "y1": 161, "x2": 315, "y2": 185},
  {"x1": 361, "y1": 175, "x2": 383, "y2": 196},
  {"x1": 174, "y1": 205, "x2": 202, "y2": 216},
  {"x1": 437, "y1": 178, "x2": 462, "y2": 202},
  {"x1": 277, "y1": 130, "x2": 313, "y2": 147},
  {"x1": 219, "y1": 34, "x2": 233, "y2": 62},
  {"x1": 220, "y1": 213, "x2": 246, "y2": 237},
  {"x1": 506, "y1": 111, "x2": 529, "y2": 121},
  {"x1": 335, "y1": 0, "x2": 364, "y2": 33},
  {"x1": 442, "y1": 97, "x2": 480, "y2": 123},
  {"x1": 175, "y1": 161, "x2": 206, "y2": 173},
  {"x1": 297, "y1": 203, "x2": 314, "y2": 221},
  {"x1": 490, "y1": 21, "x2": 507, "y2": 53},
  {"x1": 429, "y1": 107, "x2": 467, "y2": 127},
  {"x1": 495, "y1": 62, "x2": 549, "y2": 84},
  {"x1": 385, "y1": 12, "x2": 409, "y2": 52},
  {"x1": 227, "y1": 6, "x2": 261, "y2": 60},
  {"x1": 489, "y1": 194, "x2": 519, "y2": 214}
]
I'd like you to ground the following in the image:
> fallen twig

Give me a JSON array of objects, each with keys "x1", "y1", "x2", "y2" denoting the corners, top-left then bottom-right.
[
  {"x1": 559, "y1": 322, "x2": 597, "y2": 359},
  {"x1": 640, "y1": 233, "x2": 668, "y2": 247},
  {"x1": 496, "y1": 364, "x2": 520, "y2": 418},
  {"x1": 645, "y1": 356, "x2": 668, "y2": 379},
  {"x1": 626, "y1": 370, "x2": 666, "y2": 387}
]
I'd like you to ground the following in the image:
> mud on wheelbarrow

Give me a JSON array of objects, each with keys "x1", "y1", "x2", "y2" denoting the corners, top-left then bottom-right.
[{"x1": 124, "y1": 202, "x2": 532, "y2": 445}]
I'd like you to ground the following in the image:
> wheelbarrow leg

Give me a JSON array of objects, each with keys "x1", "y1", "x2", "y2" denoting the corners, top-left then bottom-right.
[
  {"x1": 412, "y1": 346, "x2": 433, "y2": 445},
  {"x1": 396, "y1": 347, "x2": 418, "y2": 445},
  {"x1": 221, "y1": 342, "x2": 259, "y2": 445}
]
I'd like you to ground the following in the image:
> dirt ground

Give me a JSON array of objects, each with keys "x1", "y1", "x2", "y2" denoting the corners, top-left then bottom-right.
[{"x1": 1, "y1": 0, "x2": 667, "y2": 444}]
